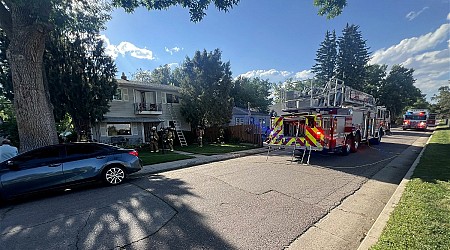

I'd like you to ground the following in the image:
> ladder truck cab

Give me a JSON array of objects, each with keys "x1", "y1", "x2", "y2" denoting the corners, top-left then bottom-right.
[
  {"x1": 402, "y1": 109, "x2": 429, "y2": 130},
  {"x1": 267, "y1": 79, "x2": 388, "y2": 156}
]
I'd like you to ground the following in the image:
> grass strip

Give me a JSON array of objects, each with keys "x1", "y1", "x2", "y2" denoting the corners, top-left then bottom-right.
[
  {"x1": 371, "y1": 125, "x2": 450, "y2": 249},
  {"x1": 175, "y1": 143, "x2": 259, "y2": 155},
  {"x1": 138, "y1": 150, "x2": 194, "y2": 166}
]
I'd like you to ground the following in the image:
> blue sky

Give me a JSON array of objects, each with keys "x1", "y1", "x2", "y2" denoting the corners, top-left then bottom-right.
[{"x1": 101, "y1": 0, "x2": 450, "y2": 101}]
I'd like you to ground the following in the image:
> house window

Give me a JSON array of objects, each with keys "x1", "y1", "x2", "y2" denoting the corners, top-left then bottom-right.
[
  {"x1": 259, "y1": 118, "x2": 266, "y2": 126},
  {"x1": 166, "y1": 93, "x2": 180, "y2": 103},
  {"x1": 235, "y1": 117, "x2": 244, "y2": 125},
  {"x1": 107, "y1": 123, "x2": 131, "y2": 136},
  {"x1": 113, "y1": 88, "x2": 129, "y2": 101}
]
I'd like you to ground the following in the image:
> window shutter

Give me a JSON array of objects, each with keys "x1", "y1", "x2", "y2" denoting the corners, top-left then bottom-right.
[
  {"x1": 161, "y1": 92, "x2": 167, "y2": 104},
  {"x1": 100, "y1": 123, "x2": 107, "y2": 136},
  {"x1": 122, "y1": 88, "x2": 129, "y2": 102},
  {"x1": 132, "y1": 123, "x2": 138, "y2": 135}
]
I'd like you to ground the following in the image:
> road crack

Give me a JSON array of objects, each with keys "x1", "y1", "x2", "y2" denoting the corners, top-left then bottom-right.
[{"x1": 75, "y1": 210, "x2": 93, "y2": 250}]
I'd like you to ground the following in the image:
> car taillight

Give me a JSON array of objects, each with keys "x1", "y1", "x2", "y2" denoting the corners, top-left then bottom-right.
[{"x1": 129, "y1": 150, "x2": 139, "y2": 157}]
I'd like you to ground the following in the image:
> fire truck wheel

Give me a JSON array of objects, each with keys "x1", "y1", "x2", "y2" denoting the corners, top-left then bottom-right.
[
  {"x1": 351, "y1": 133, "x2": 361, "y2": 153},
  {"x1": 341, "y1": 137, "x2": 352, "y2": 156}
]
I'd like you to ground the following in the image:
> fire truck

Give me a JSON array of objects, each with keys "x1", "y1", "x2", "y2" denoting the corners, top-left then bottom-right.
[
  {"x1": 402, "y1": 109, "x2": 429, "y2": 130},
  {"x1": 427, "y1": 113, "x2": 437, "y2": 127},
  {"x1": 266, "y1": 79, "x2": 389, "y2": 161}
]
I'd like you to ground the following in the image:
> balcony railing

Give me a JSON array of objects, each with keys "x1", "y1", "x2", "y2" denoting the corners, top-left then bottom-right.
[{"x1": 134, "y1": 103, "x2": 163, "y2": 115}]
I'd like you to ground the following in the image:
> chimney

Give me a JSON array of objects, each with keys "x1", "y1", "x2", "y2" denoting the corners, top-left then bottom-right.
[{"x1": 121, "y1": 72, "x2": 127, "y2": 80}]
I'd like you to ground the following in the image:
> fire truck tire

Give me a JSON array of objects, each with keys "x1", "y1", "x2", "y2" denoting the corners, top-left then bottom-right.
[
  {"x1": 351, "y1": 133, "x2": 361, "y2": 153},
  {"x1": 341, "y1": 137, "x2": 352, "y2": 156}
]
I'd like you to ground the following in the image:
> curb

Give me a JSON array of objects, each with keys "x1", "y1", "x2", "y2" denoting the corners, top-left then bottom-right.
[
  {"x1": 357, "y1": 132, "x2": 434, "y2": 250},
  {"x1": 131, "y1": 147, "x2": 270, "y2": 178}
]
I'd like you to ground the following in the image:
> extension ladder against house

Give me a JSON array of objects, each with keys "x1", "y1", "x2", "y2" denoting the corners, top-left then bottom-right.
[{"x1": 167, "y1": 103, "x2": 188, "y2": 146}]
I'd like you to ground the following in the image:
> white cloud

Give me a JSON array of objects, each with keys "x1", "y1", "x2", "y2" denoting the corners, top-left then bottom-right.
[
  {"x1": 165, "y1": 47, "x2": 183, "y2": 55},
  {"x1": 238, "y1": 69, "x2": 313, "y2": 83},
  {"x1": 370, "y1": 20, "x2": 450, "y2": 100},
  {"x1": 99, "y1": 35, "x2": 155, "y2": 60},
  {"x1": 406, "y1": 7, "x2": 429, "y2": 21}
]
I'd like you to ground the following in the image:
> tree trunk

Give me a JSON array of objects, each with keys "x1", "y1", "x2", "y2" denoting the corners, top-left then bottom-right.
[{"x1": 6, "y1": 5, "x2": 58, "y2": 152}]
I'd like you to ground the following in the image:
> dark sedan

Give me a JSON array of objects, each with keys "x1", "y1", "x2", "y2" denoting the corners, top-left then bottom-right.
[{"x1": 0, "y1": 142, "x2": 142, "y2": 200}]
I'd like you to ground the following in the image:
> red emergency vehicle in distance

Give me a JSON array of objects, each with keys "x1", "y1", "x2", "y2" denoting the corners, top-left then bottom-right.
[
  {"x1": 427, "y1": 113, "x2": 437, "y2": 127},
  {"x1": 402, "y1": 109, "x2": 429, "y2": 131}
]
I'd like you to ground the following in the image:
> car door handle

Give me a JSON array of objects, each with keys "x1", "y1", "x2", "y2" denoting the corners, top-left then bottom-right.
[
  {"x1": 96, "y1": 156, "x2": 106, "y2": 159},
  {"x1": 49, "y1": 163, "x2": 61, "y2": 167}
]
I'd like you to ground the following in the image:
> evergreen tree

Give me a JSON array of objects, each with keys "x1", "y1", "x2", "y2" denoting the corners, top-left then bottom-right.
[
  {"x1": 178, "y1": 49, "x2": 233, "y2": 128},
  {"x1": 336, "y1": 24, "x2": 370, "y2": 90},
  {"x1": 312, "y1": 30, "x2": 337, "y2": 84},
  {"x1": 45, "y1": 33, "x2": 117, "y2": 141}
]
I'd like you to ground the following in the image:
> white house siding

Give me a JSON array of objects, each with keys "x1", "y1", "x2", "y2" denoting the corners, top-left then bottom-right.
[{"x1": 92, "y1": 79, "x2": 191, "y2": 145}]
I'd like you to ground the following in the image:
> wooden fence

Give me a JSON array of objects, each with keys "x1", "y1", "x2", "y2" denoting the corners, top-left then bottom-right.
[{"x1": 204, "y1": 124, "x2": 262, "y2": 145}]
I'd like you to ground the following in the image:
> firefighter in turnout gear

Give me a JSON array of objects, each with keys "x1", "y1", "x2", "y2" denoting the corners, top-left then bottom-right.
[
  {"x1": 197, "y1": 125, "x2": 204, "y2": 147},
  {"x1": 149, "y1": 126, "x2": 159, "y2": 152},
  {"x1": 166, "y1": 127, "x2": 175, "y2": 151}
]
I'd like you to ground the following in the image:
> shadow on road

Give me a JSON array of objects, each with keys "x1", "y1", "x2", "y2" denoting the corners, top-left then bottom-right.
[{"x1": 0, "y1": 176, "x2": 233, "y2": 249}]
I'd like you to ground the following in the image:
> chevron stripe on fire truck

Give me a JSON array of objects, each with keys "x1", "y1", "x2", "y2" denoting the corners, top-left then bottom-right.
[
  {"x1": 304, "y1": 126, "x2": 325, "y2": 148},
  {"x1": 268, "y1": 117, "x2": 283, "y2": 144}
]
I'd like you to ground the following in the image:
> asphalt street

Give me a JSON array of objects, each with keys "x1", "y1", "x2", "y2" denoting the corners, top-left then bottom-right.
[{"x1": 0, "y1": 128, "x2": 431, "y2": 249}]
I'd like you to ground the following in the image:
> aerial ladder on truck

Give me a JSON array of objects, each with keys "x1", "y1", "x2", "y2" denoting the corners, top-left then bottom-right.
[{"x1": 266, "y1": 78, "x2": 388, "y2": 164}]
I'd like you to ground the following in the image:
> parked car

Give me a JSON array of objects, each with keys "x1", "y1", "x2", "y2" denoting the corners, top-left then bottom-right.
[{"x1": 0, "y1": 142, "x2": 142, "y2": 200}]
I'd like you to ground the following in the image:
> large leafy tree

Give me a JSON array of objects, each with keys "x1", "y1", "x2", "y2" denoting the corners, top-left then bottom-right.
[
  {"x1": 336, "y1": 24, "x2": 370, "y2": 90},
  {"x1": 150, "y1": 64, "x2": 176, "y2": 86},
  {"x1": 132, "y1": 65, "x2": 176, "y2": 85},
  {"x1": 432, "y1": 86, "x2": 450, "y2": 118},
  {"x1": 312, "y1": 30, "x2": 337, "y2": 84},
  {"x1": 132, "y1": 68, "x2": 153, "y2": 83},
  {"x1": 377, "y1": 65, "x2": 422, "y2": 120},
  {"x1": 231, "y1": 77, "x2": 272, "y2": 113},
  {"x1": 0, "y1": 0, "x2": 346, "y2": 152},
  {"x1": 178, "y1": 49, "x2": 233, "y2": 128}
]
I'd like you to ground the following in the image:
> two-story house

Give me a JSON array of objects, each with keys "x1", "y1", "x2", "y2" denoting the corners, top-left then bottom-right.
[{"x1": 91, "y1": 77, "x2": 190, "y2": 145}]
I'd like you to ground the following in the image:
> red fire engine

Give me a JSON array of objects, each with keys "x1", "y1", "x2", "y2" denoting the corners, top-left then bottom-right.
[
  {"x1": 266, "y1": 79, "x2": 390, "y2": 163},
  {"x1": 402, "y1": 109, "x2": 429, "y2": 130}
]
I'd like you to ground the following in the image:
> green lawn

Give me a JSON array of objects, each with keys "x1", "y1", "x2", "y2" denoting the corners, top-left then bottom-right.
[
  {"x1": 138, "y1": 149, "x2": 194, "y2": 166},
  {"x1": 371, "y1": 124, "x2": 450, "y2": 249},
  {"x1": 175, "y1": 143, "x2": 260, "y2": 155}
]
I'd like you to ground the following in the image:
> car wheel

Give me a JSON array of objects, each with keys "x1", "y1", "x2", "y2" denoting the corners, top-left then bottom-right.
[{"x1": 103, "y1": 165, "x2": 126, "y2": 185}]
